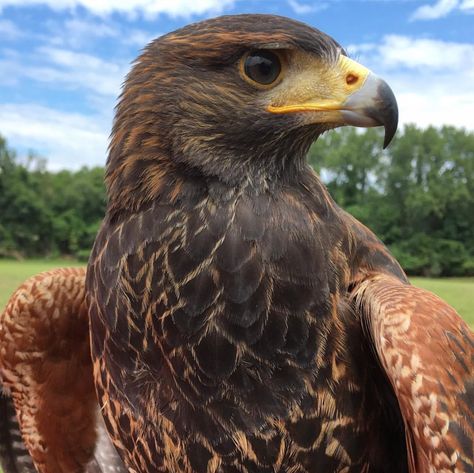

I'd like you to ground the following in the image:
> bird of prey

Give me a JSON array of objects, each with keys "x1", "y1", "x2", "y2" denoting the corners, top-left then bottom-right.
[{"x1": 1, "y1": 14, "x2": 473, "y2": 473}]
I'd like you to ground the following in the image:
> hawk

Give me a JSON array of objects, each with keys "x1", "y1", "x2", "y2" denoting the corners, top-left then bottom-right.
[{"x1": 1, "y1": 14, "x2": 473, "y2": 473}]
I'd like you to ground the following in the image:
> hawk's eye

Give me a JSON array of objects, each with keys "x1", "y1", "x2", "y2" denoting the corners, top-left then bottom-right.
[{"x1": 243, "y1": 50, "x2": 282, "y2": 86}]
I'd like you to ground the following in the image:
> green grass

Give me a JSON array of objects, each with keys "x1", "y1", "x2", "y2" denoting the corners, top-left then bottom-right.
[
  {"x1": 0, "y1": 259, "x2": 84, "y2": 311},
  {"x1": 0, "y1": 260, "x2": 472, "y2": 328}
]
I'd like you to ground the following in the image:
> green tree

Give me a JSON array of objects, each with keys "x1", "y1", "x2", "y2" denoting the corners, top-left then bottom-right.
[
  {"x1": 0, "y1": 135, "x2": 106, "y2": 259},
  {"x1": 1, "y1": 126, "x2": 473, "y2": 275},
  {"x1": 310, "y1": 125, "x2": 474, "y2": 276},
  {"x1": 0, "y1": 139, "x2": 54, "y2": 257}
]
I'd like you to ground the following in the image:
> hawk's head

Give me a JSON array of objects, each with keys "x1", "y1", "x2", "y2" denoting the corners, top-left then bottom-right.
[{"x1": 106, "y1": 15, "x2": 397, "y2": 209}]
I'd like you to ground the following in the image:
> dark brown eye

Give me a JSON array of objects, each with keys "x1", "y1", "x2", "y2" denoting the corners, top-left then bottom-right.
[{"x1": 243, "y1": 50, "x2": 281, "y2": 85}]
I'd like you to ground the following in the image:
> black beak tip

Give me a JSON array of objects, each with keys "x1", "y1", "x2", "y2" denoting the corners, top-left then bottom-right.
[
  {"x1": 383, "y1": 120, "x2": 397, "y2": 149},
  {"x1": 380, "y1": 82, "x2": 399, "y2": 149}
]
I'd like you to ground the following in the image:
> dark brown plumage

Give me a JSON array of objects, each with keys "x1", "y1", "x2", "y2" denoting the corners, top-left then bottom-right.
[{"x1": 1, "y1": 13, "x2": 473, "y2": 473}]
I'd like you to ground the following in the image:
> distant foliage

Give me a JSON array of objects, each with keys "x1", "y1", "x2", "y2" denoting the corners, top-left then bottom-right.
[
  {"x1": 1, "y1": 125, "x2": 473, "y2": 276},
  {"x1": 309, "y1": 125, "x2": 474, "y2": 276},
  {"x1": 0, "y1": 136, "x2": 105, "y2": 261}
]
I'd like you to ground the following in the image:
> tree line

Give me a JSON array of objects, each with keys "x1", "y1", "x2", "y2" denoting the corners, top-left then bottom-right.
[
  {"x1": 1, "y1": 125, "x2": 473, "y2": 276},
  {"x1": 0, "y1": 135, "x2": 104, "y2": 262}
]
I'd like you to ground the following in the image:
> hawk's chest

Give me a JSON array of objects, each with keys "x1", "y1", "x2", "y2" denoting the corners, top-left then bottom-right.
[
  {"x1": 91, "y1": 189, "x2": 361, "y2": 471},
  {"x1": 99, "y1": 189, "x2": 344, "y2": 379},
  {"x1": 163, "y1": 191, "x2": 335, "y2": 334},
  {"x1": 112, "y1": 190, "x2": 344, "y2": 407}
]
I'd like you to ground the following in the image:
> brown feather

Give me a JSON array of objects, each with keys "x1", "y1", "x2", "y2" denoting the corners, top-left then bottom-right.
[
  {"x1": 0, "y1": 268, "x2": 126, "y2": 473},
  {"x1": 353, "y1": 274, "x2": 474, "y2": 472}
]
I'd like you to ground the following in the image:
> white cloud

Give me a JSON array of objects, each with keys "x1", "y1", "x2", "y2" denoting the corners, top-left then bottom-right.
[
  {"x1": 0, "y1": 39, "x2": 132, "y2": 170},
  {"x1": 348, "y1": 36, "x2": 474, "y2": 130},
  {"x1": 0, "y1": 46, "x2": 128, "y2": 97},
  {"x1": 287, "y1": 0, "x2": 327, "y2": 15},
  {"x1": 65, "y1": 17, "x2": 118, "y2": 38},
  {"x1": 460, "y1": 0, "x2": 474, "y2": 10},
  {"x1": 125, "y1": 29, "x2": 159, "y2": 48},
  {"x1": 0, "y1": 19, "x2": 21, "y2": 39},
  {"x1": 40, "y1": 47, "x2": 127, "y2": 96},
  {"x1": 411, "y1": 0, "x2": 458, "y2": 20},
  {"x1": 352, "y1": 35, "x2": 474, "y2": 70},
  {"x1": 40, "y1": 17, "x2": 158, "y2": 49},
  {"x1": 0, "y1": 0, "x2": 235, "y2": 18},
  {"x1": 0, "y1": 104, "x2": 110, "y2": 169},
  {"x1": 46, "y1": 18, "x2": 119, "y2": 48},
  {"x1": 395, "y1": 90, "x2": 474, "y2": 130},
  {"x1": 410, "y1": 0, "x2": 474, "y2": 20}
]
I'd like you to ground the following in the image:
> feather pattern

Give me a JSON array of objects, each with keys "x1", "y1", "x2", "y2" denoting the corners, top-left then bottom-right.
[
  {"x1": 87, "y1": 170, "x2": 411, "y2": 472},
  {"x1": 353, "y1": 274, "x2": 474, "y2": 472},
  {"x1": 0, "y1": 268, "x2": 126, "y2": 473}
]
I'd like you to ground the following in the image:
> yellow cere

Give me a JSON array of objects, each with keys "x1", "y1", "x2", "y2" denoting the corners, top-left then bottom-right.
[{"x1": 267, "y1": 55, "x2": 371, "y2": 114}]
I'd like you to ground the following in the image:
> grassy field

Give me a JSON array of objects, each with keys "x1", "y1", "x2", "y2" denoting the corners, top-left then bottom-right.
[
  {"x1": 0, "y1": 259, "x2": 472, "y2": 328},
  {"x1": 0, "y1": 259, "x2": 84, "y2": 310}
]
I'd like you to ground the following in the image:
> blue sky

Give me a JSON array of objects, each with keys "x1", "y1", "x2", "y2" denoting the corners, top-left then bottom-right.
[{"x1": 0, "y1": 0, "x2": 473, "y2": 169}]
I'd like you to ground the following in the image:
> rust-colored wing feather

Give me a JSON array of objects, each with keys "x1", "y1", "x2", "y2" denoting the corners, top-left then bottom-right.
[
  {"x1": 0, "y1": 268, "x2": 126, "y2": 473},
  {"x1": 352, "y1": 274, "x2": 474, "y2": 473}
]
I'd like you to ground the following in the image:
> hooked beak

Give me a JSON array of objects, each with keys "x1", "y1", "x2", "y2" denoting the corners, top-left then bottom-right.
[{"x1": 268, "y1": 55, "x2": 398, "y2": 148}]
